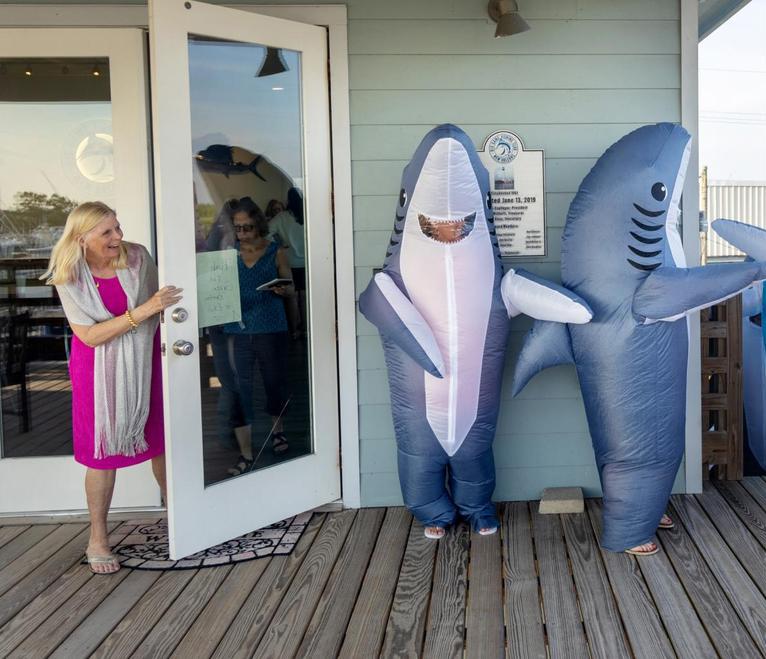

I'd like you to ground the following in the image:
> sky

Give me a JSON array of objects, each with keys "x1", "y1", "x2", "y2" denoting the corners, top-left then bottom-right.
[{"x1": 698, "y1": 0, "x2": 766, "y2": 182}]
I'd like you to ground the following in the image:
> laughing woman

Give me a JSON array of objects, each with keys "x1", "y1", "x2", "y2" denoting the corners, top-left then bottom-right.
[{"x1": 44, "y1": 201, "x2": 182, "y2": 574}]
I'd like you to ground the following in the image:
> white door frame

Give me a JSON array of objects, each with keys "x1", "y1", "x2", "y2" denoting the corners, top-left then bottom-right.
[
  {"x1": 0, "y1": 4, "x2": 361, "y2": 509},
  {"x1": 0, "y1": 27, "x2": 159, "y2": 514}
]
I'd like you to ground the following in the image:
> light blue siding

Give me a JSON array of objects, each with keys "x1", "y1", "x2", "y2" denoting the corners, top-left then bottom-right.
[
  {"x1": 12, "y1": 0, "x2": 684, "y2": 503},
  {"x1": 346, "y1": 0, "x2": 683, "y2": 504}
]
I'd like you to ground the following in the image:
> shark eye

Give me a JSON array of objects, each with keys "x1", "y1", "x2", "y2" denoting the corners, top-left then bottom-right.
[
  {"x1": 651, "y1": 182, "x2": 667, "y2": 202},
  {"x1": 486, "y1": 191, "x2": 492, "y2": 209},
  {"x1": 398, "y1": 188, "x2": 407, "y2": 207}
]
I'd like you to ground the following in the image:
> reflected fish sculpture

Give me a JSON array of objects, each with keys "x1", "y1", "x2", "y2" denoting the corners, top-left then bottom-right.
[{"x1": 194, "y1": 144, "x2": 267, "y2": 181}]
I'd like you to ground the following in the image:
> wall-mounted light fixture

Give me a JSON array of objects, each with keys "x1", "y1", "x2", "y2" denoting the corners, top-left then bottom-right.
[
  {"x1": 92, "y1": 64, "x2": 101, "y2": 77},
  {"x1": 24, "y1": 65, "x2": 32, "y2": 76},
  {"x1": 488, "y1": 0, "x2": 530, "y2": 38},
  {"x1": 256, "y1": 48, "x2": 288, "y2": 77}
]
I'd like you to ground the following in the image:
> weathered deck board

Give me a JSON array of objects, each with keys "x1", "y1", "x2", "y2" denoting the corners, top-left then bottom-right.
[
  {"x1": 47, "y1": 570, "x2": 162, "y2": 659},
  {"x1": 211, "y1": 513, "x2": 326, "y2": 659},
  {"x1": 0, "y1": 526, "x2": 28, "y2": 551},
  {"x1": 740, "y1": 476, "x2": 766, "y2": 517},
  {"x1": 91, "y1": 570, "x2": 197, "y2": 658},
  {"x1": 465, "y1": 529, "x2": 504, "y2": 659},
  {"x1": 0, "y1": 525, "x2": 57, "y2": 572},
  {"x1": 421, "y1": 521, "x2": 469, "y2": 659},
  {"x1": 132, "y1": 565, "x2": 234, "y2": 657},
  {"x1": 697, "y1": 482, "x2": 766, "y2": 593},
  {"x1": 338, "y1": 507, "x2": 411, "y2": 658},
  {"x1": 0, "y1": 524, "x2": 94, "y2": 627},
  {"x1": 380, "y1": 518, "x2": 438, "y2": 658},
  {"x1": 296, "y1": 508, "x2": 385, "y2": 659},
  {"x1": 254, "y1": 509, "x2": 357, "y2": 657},
  {"x1": 532, "y1": 511, "x2": 589, "y2": 659},
  {"x1": 670, "y1": 495, "x2": 766, "y2": 653},
  {"x1": 585, "y1": 500, "x2": 675, "y2": 659},
  {"x1": 170, "y1": 559, "x2": 270, "y2": 659},
  {"x1": 661, "y1": 501, "x2": 761, "y2": 656},
  {"x1": 7, "y1": 567, "x2": 131, "y2": 658},
  {"x1": 502, "y1": 502, "x2": 546, "y2": 659},
  {"x1": 561, "y1": 511, "x2": 631, "y2": 659},
  {"x1": 715, "y1": 480, "x2": 766, "y2": 546},
  {"x1": 2, "y1": 490, "x2": 766, "y2": 658}
]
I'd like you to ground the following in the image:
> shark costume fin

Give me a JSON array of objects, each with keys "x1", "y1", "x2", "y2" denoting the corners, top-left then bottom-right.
[
  {"x1": 511, "y1": 320, "x2": 574, "y2": 396},
  {"x1": 501, "y1": 268, "x2": 593, "y2": 323},
  {"x1": 632, "y1": 262, "x2": 762, "y2": 323},
  {"x1": 713, "y1": 219, "x2": 766, "y2": 261},
  {"x1": 359, "y1": 272, "x2": 445, "y2": 378}
]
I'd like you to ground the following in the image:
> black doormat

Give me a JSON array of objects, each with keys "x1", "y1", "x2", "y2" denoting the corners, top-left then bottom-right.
[{"x1": 108, "y1": 512, "x2": 312, "y2": 570}]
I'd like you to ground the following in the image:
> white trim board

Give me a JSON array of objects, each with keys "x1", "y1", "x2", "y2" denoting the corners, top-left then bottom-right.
[
  {"x1": 0, "y1": 3, "x2": 361, "y2": 510},
  {"x1": 681, "y1": 0, "x2": 702, "y2": 494}
]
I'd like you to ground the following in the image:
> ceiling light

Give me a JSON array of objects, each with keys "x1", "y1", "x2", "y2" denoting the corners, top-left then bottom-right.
[
  {"x1": 92, "y1": 64, "x2": 100, "y2": 77},
  {"x1": 488, "y1": 0, "x2": 530, "y2": 38},
  {"x1": 272, "y1": 86, "x2": 284, "y2": 91},
  {"x1": 24, "y1": 65, "x2": 32, "y2": 76}
]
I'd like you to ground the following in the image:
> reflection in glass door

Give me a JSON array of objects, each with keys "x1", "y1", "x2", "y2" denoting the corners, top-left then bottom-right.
[
  {"x1": 0, "y1": 57, "x2": 113, "y2": 459},
  {"x1": 187, "y1": 38, "x2": 312, "y2": 486}
]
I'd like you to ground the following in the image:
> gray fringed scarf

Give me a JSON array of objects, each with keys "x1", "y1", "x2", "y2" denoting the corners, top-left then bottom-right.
[{"x1": 57, "y1": 243, "x2": 159, "y2": 459}]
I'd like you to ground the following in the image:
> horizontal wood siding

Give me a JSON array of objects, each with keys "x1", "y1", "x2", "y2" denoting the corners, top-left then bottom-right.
[{"x1": 346, "y1": 0, "x2": 683, "y2": 505}]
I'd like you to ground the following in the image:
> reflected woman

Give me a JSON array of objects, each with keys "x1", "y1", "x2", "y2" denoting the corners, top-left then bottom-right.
[
  {"x1": 225, "y1": 203, "x2": 294, "y2": 471},
  {"x1": 44, "y1": 201, "x2": 182, "y2": 574}
]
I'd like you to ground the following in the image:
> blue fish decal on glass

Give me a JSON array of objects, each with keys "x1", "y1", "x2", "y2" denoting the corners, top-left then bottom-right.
[
  {"x1": 513, "y1": 124, "x2": 766, "y2": 552},
  {"x1": 194, "y1": 144, "x2": 267, "y2": 181}
]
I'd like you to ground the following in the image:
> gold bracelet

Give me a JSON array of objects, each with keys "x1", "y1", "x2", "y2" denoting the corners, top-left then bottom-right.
[{"x1": 125, "y1": 309, "x2": 139, "y2": 331}]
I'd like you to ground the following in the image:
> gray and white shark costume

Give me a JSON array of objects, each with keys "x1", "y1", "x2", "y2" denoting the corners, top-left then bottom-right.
[
  {"x1": 514, "y1": 124, "x2": 766, "y2": 552},
  {"x1": 359, "y1": 124, "x2": 591, "y2": 533}
]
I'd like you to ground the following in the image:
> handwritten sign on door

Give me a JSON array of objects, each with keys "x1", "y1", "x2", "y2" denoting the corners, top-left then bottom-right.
[{"x1": 196, "y1": 249, "x2": 241, "y2": 328}]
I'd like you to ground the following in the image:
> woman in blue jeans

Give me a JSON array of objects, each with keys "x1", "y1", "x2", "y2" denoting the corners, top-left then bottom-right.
[{"x1": 225, "y1": 203, "x2": 294, "y2": 473}]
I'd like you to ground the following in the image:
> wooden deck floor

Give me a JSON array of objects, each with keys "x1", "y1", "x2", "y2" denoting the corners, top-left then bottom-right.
[{"x1": 2, "y1": 479, "x2": 766, "y2": 657}]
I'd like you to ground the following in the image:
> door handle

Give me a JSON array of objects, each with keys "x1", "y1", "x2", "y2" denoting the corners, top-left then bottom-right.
[{"x1": 172, "y1": 340, "x2": 194, "y2": 356}]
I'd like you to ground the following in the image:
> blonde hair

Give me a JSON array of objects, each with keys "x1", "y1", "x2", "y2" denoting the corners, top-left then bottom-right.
[{"x1": 43, "y1": 201, "x2": 128, "y2": 285}]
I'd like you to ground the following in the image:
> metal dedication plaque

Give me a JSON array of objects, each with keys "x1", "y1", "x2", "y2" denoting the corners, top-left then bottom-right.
[{"x1": 478, "y1": 130, "x2": 546, "y2": 257}]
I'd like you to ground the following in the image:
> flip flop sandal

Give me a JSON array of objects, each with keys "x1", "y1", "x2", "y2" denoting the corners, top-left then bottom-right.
[
  {"x1": 85, "y1": 554, "x2": 120, "y2": 574},
  {"x1": 478, "y1": 527, "x2": 498, "y2": 536},
  {"x1": 271, "y1": 433, "x2": 289, "y2": 455},
  {"x1": 227, "y1": 455, "x2": 254, "y2": 476},
  {"x1": 624, "y1": 543, "x2": 659, "y2": 556},
  {"x1": 424, "y1": 526, "x2": 445, "y2": 540},
  {"x1": 658, "y1": 515, "x2": 675, "y2": 530}
]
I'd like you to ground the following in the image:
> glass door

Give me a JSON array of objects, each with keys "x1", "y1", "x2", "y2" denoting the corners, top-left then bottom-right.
[
  {"x1": 149, "y1": 0, "x2": 339, "y2": 559},
  {"x1": 0, "y1": 28, "x2": 157, "y2": 513}
]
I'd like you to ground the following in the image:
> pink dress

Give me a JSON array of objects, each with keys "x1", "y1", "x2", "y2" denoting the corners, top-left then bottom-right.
[{"x1": 70, "y1": 275, "x2": 165, "y2": 469}]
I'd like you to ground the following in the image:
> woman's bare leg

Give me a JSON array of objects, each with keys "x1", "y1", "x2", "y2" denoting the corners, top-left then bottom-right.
[
  {"x1": 151, "y1": 453, "x2": 168, "y2": 506},
  {"x1": 84, "y1": 468, "x2": 118, "y2": 573}
]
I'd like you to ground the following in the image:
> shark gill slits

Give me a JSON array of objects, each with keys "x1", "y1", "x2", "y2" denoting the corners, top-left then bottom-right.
[
  {"x1": 651, "y1": 182, "x2": 667, "y2": 201},
  {"x1": 632, "y1": 218, "x2": 664, "y2": 232},
  {"x1": 633, "y1": 203, "x2": 665, "y2": 218},
  {"x1": 627, "y1": 259, "x2": 661, "y2": 271},
  {"x1": 385, "y1": 251, "x2": 392, "y2": 258},
  {"x1": 628, "y1": 246, "x2": 661, "y2": 258},
  {"x1": 399, "y1": 188, "x2": 407, "y2": 208},
  {"x1": 629, "y1": 231, "x2": 662, "y2": 245},
  {"x1": 393, "y1": 226, "x2": 403, "y2": 235},
  {"x1": 388, "y1": 239, "x2": 399, "y2": 247}
]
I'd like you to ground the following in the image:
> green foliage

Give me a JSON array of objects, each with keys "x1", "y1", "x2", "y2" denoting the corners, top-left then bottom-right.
[{"x1": 5, "y1": 191, "x2": 78, "y2": 230}]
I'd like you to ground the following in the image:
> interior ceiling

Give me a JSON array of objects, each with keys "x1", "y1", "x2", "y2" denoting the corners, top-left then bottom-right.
[{"x1": 699, "y1": 0, "x2": 752, "y2": 40}]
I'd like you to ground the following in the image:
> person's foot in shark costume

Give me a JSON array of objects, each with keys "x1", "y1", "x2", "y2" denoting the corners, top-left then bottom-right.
[
  {"x1": 359, "y1": 124, "x2": 592, "y2": 536},
  {"x1": 513, "y1": 124, "x2": 766, "y2": 553}
]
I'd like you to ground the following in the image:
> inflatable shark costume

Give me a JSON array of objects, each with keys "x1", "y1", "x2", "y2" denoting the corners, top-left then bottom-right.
[
  {"x1": 513, "y1": 124, "x2": 766, "y2": 552},
  {"x1": 359, "y1": 124, "x2": 591, "y2": 533},
  {"x1": 713, "y1": 220, "x2": 766, "y2": 472}
]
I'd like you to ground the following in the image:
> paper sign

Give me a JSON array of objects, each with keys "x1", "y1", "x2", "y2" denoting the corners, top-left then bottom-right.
[
  {"x1": 196, "y1": 249, "x2": 241, "y2": 328},
  {"x1": 478, "y1": 130, "x2": 546, "y2": 257}
]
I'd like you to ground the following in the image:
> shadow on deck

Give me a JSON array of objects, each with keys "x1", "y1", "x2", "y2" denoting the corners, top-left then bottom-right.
[{"x1": 1, "y1": 479, "x2": 766, "y2": 657}]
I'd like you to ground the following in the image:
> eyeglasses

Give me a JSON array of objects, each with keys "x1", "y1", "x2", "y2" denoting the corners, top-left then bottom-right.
[{"x1": 234, "y1": 224, "x2": 255, "y2": 233}]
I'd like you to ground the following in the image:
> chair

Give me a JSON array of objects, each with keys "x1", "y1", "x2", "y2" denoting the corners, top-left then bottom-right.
[{"x1": 0, "y1": 312, "x2": 31, "y2": 433}]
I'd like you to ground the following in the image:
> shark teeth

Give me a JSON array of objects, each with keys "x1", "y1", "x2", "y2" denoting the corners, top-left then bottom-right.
[{"x1": 418, "y1": 212, "x2": 476, "y2": 244}]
